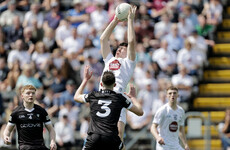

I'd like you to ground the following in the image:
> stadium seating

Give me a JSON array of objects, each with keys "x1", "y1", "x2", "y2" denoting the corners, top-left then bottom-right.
[{"x1": 188, "y1": 4, "x2": 230, "y2": 150}]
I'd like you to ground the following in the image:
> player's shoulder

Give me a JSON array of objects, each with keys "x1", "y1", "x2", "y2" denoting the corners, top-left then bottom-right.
[
  {"x1": 156, "y1": 103, "x2": 168, "y2": 113},
  {"x1": 176, "y1": 105, "x2": 185, "y2": 113},
  {"x1": 11, "y1": 105, "x2": 23, "y2": 114},
  {"x1": 34, "y1": 104, "x2": 47, "y2": 113}
]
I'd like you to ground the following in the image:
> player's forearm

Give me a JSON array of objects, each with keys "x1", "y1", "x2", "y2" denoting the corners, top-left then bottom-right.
[
  {"x1": 47, "y1": 125, "x2": 56, "y2": 142},
  {"x1": 150, "y1": 124, "x2": 161, "y2": 140},
  {"x1": 127, "y1": 18, "x2": 136, "y2": 60},
  {"x1": 100, "y1": 19, "x2": 118, "y2": 41},
  {"x1": 74, "y1": 79, "x2": 88, "y2": 103},
  {"x1": 179, "y1": 127, "x2": 188, "y2": 147},
  {"x1": 131, "y1": 97, "x2": 143, "y2": 116}
]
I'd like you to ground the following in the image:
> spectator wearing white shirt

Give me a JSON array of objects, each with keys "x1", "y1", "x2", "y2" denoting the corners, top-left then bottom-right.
[
  {"x1": 58, "y1": 100, "x2": 80, "y2": 130},
  {"x1": 7, "y1": 39, "x2": 31, "y2": 69},
  {"x1": 0, "y1": 0, "x2": 23, "y2": 27},
  {"x1": 187, "y1": 30, "x2": 208, "y2": 65},
  {"x1": 152, "y1": 40, "x2": 177, "y2": 77},
  {"x1": 32, "y1": 41, "x2": 51, "y2": 71},
  {"x1": 171, "y1": 65, "x2": 193, "y2": 103},
  {"x1": 177, "y1": 39, "x2": 203, "y2": 76},
  {"x1": 54, "y1": 115, "x2": 75, "y2": 150},
  {"x1": 203, "y1": 0, "x2": 223, "y2": 26},
  {"x1": 55, "y1": 19, "x2": 72, "y2": 48},
  {"x1": 62, "y1": 28, "x2": 84, "y2": 58},
  {"x1": 177, "y1": 13, "x2": 194, "y2": 39},
  {"x1": 77, "y1": 14, "x2": 94, "y2": 39},
  {"x1": 23, "y1": 3, "x2": 43, "y2": 28},
  {"x1": 90, "y1": 0, "x2": 109, "y2": 33},
  {"x1": 154, "y1": 13, "x2": 172, "y2": 40}
]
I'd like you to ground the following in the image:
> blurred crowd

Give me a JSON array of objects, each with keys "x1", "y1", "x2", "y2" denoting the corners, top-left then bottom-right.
[{"x1": 0, "y1": 0, "x2": 224, "y2": 148}]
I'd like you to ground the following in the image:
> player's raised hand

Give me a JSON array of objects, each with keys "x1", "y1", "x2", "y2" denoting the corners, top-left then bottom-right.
[
  {"x1": 84, "y1": 65, "x2": 93, "y2": 81},
  {"x1": 157, "y1": 137, "x2": 165, "y2": 145},
  {"x1": 128, "y1": 5, "x2": 137, "y2": 20},
  {"x1": 4, "y1": 136, "x2": 11, "y2": 145},
  {"x1": 185, "y1": 145, "x2": 190, "y2": 150},
  {"x1": 50, "y1": 140, "x2": 57, "y2": 150},
  {"x1": 125, "y1": 84, "x2": 136, "y2": 98}
]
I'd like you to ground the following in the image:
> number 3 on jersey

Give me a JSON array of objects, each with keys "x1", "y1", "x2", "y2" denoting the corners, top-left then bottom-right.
[{"x1": 96, "y1": 100, "x2": 112, "y2": 117}]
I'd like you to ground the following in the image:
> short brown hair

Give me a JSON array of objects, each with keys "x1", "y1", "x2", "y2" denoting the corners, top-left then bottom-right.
[
  {"x1": 102, "y1": 71, "x2": 115, "y2": 86},
  {"x1": 166, "y1": 86, "x2": 178, "y2": 92},
  {"x1": 21, "y1": 85, "x2": 36, "y2": 94}
]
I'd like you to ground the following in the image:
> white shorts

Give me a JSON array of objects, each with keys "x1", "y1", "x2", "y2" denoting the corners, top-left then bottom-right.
[
  {"x1": 119, "y1": 108, "x2": 127, "y2": 124},
  {"x1": 156, "y1": 143, "x2": 184, "y2": 150}
]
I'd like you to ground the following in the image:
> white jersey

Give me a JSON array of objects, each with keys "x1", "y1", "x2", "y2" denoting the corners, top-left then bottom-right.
[
  {"x1": 153, "y1": 103, "x2": 185, "y2": 150},
  {"x1": 99, "y1": 53, "x2": 136, "y2": 93}
]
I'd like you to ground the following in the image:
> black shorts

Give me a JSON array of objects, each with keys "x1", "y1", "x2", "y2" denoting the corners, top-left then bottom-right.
[
  {"x1": 83, "y1": 133, "x2": 123, "y2": 150},
  {"x1": 19, "y1": 144, "x2": 49, "y2": 150}
]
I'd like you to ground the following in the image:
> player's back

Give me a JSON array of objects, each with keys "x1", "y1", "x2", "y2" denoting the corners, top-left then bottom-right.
[{"x1": 85, "y1": 89, "x2": 131, "y2": 136}]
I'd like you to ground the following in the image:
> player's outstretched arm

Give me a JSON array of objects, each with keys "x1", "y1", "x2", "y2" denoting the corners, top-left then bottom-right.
[
  {"x1": 125, "y1": 84, "x2": 143, "y2": 116},
  {"x1": 45, "y1": 124, "x2": 57, "y2": 150},
  {"x1": 127, "y1": 5, "x2": 137, "y2": 61},
  {"x1": 100, "y1": 17, "x2": 120, "y2": 59},
  {"x1": 74, "y1": 65, "x2": 93, "y2": 103},
  {"x1": 179, "y1": 126, "x2": 190, "y2": 150},
  {"x1": 150, "y1": 123, "x2": 165, "y2": 145},
  {"x1": 3, "y1": 123, "x2": 15, "y2": 145}
]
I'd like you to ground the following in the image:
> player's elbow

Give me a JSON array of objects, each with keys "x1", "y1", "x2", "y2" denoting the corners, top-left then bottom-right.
[
  {"x1": 128, "y1": 38, "x2": 135, "y2": 45},
  {"x1": 137, "y1": 109, "x2": 144, "y2": 116}
]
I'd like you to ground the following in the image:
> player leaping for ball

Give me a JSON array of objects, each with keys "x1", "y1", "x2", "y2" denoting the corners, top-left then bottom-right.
[{"x1": 99, "y1": 4, "x2": 137, "y2": 148}]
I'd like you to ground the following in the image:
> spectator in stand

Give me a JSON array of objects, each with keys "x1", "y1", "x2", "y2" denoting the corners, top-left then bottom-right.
[
  {"x1": 77, "y1": 14, "x2": 94, "y2": 39},
  {"x1": 177, "y1": 38, "x2": 203, "y2": 76},
  {"x1": 182, "y1": 5, "x2": 199, "y2": 27},
  {"x1": 43, "y1": 1, "x2": 63, "y2": 30},
  {"x1": 90, "y1": 0, "x2": 109, "y2": 33},
  {"x1": 31, "y1": 18, "x2": 44, "y2": 42},
  {"x1": 0, "y1": 57, "x2": 9, "y2": 83},
  {"x1": 62, "y1": 28, "x2": 84, "y2": 58},
  {"x1": 32, "y1": 41, "x2": 51, "y2": 71},
  {"x1": 219, "y1": 107, "x2": 230, "y2": 150},
  {"x1": 171, "y1": 65, "x2": 193, "y2": 104},
  {"x1": 58, "y1": 100, "x2": 79, "y2": 130},
  {"x1": 7, "y1": 39, "x2": 31, "y2": 69},
  {"x1": 177, "y1": 13, "x2": 194, "y2": 39},
  {"x1": 135, "y1": 15, "x2": 155, "y2": 43},
  {"x1": 0, "y1": 0, "x2": 23, "y2": 27},
  {"x1": 55, "y1": 19, "x2": 72, "y2": 48},
  {"x1": 196, "y1": 14, "x2": 215, "y2": 47},
  {"x1": 52, "y1": 48, "x2": 64, "y2": 70},
  {"x1": 42, "y1": 27, "x2": 57, "y2": 52},
  {"x1": 152, "y1": 91, "x2": 167, "y2": 116},
  {"x1": 188, "y1": 30, "x2": 207, "y2": 66},
  {"x1": 149, "y1": 0, "x2": 168, "y2": 21},
  {"x1": 1, "y1": 60, "x2": 21, "y2": 92},
  {"x1": 164, "y1": 23, "x2": 184, "y2": 52},
  {"x1": 54, "y1": 114, "x2": 75, "y2": 150},
  {"x1": 66, "y1": 0, "x2": 87, "y2": 29},
  {"x1": 16, "y1": 64, "x2": 42, "y2": 89},
  {"x1": 154, "y1": 13, "x2": 172, "y2": 40},
  {"x1": 202, "y1": 0, "x2": 223, "y2": 26},
  {"x1": 3, "y1": 16, "x2": 23, "y2": 50},
  {"x1": 54, "y1": 79, "x2": 81, "y2": 110},
  {"x1": 23, "y1": 27, "x2": 35, "y2": 54},
  {"x1": 23, "y1": 2, "x2": 43, "y2": 29},
  {"x1": 152, "y1": 40, "x2": 177, "y2": 77},
  {"x1": 82, "y1": 38, "x2": 101, "y2": 61}
]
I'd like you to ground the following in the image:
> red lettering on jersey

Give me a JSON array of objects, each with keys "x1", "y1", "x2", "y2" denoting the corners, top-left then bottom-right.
[
  {"x1": 109, "y1": 60, "x2": 121, "y2": 70},
  {"x1": 169, "y1": 121, "x2": 178, "y2": 132}
]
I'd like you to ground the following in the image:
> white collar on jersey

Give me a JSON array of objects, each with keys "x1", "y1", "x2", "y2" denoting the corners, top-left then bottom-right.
[{"x1": 24, "y1": 108, "x2": 35, "y2": 112}]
